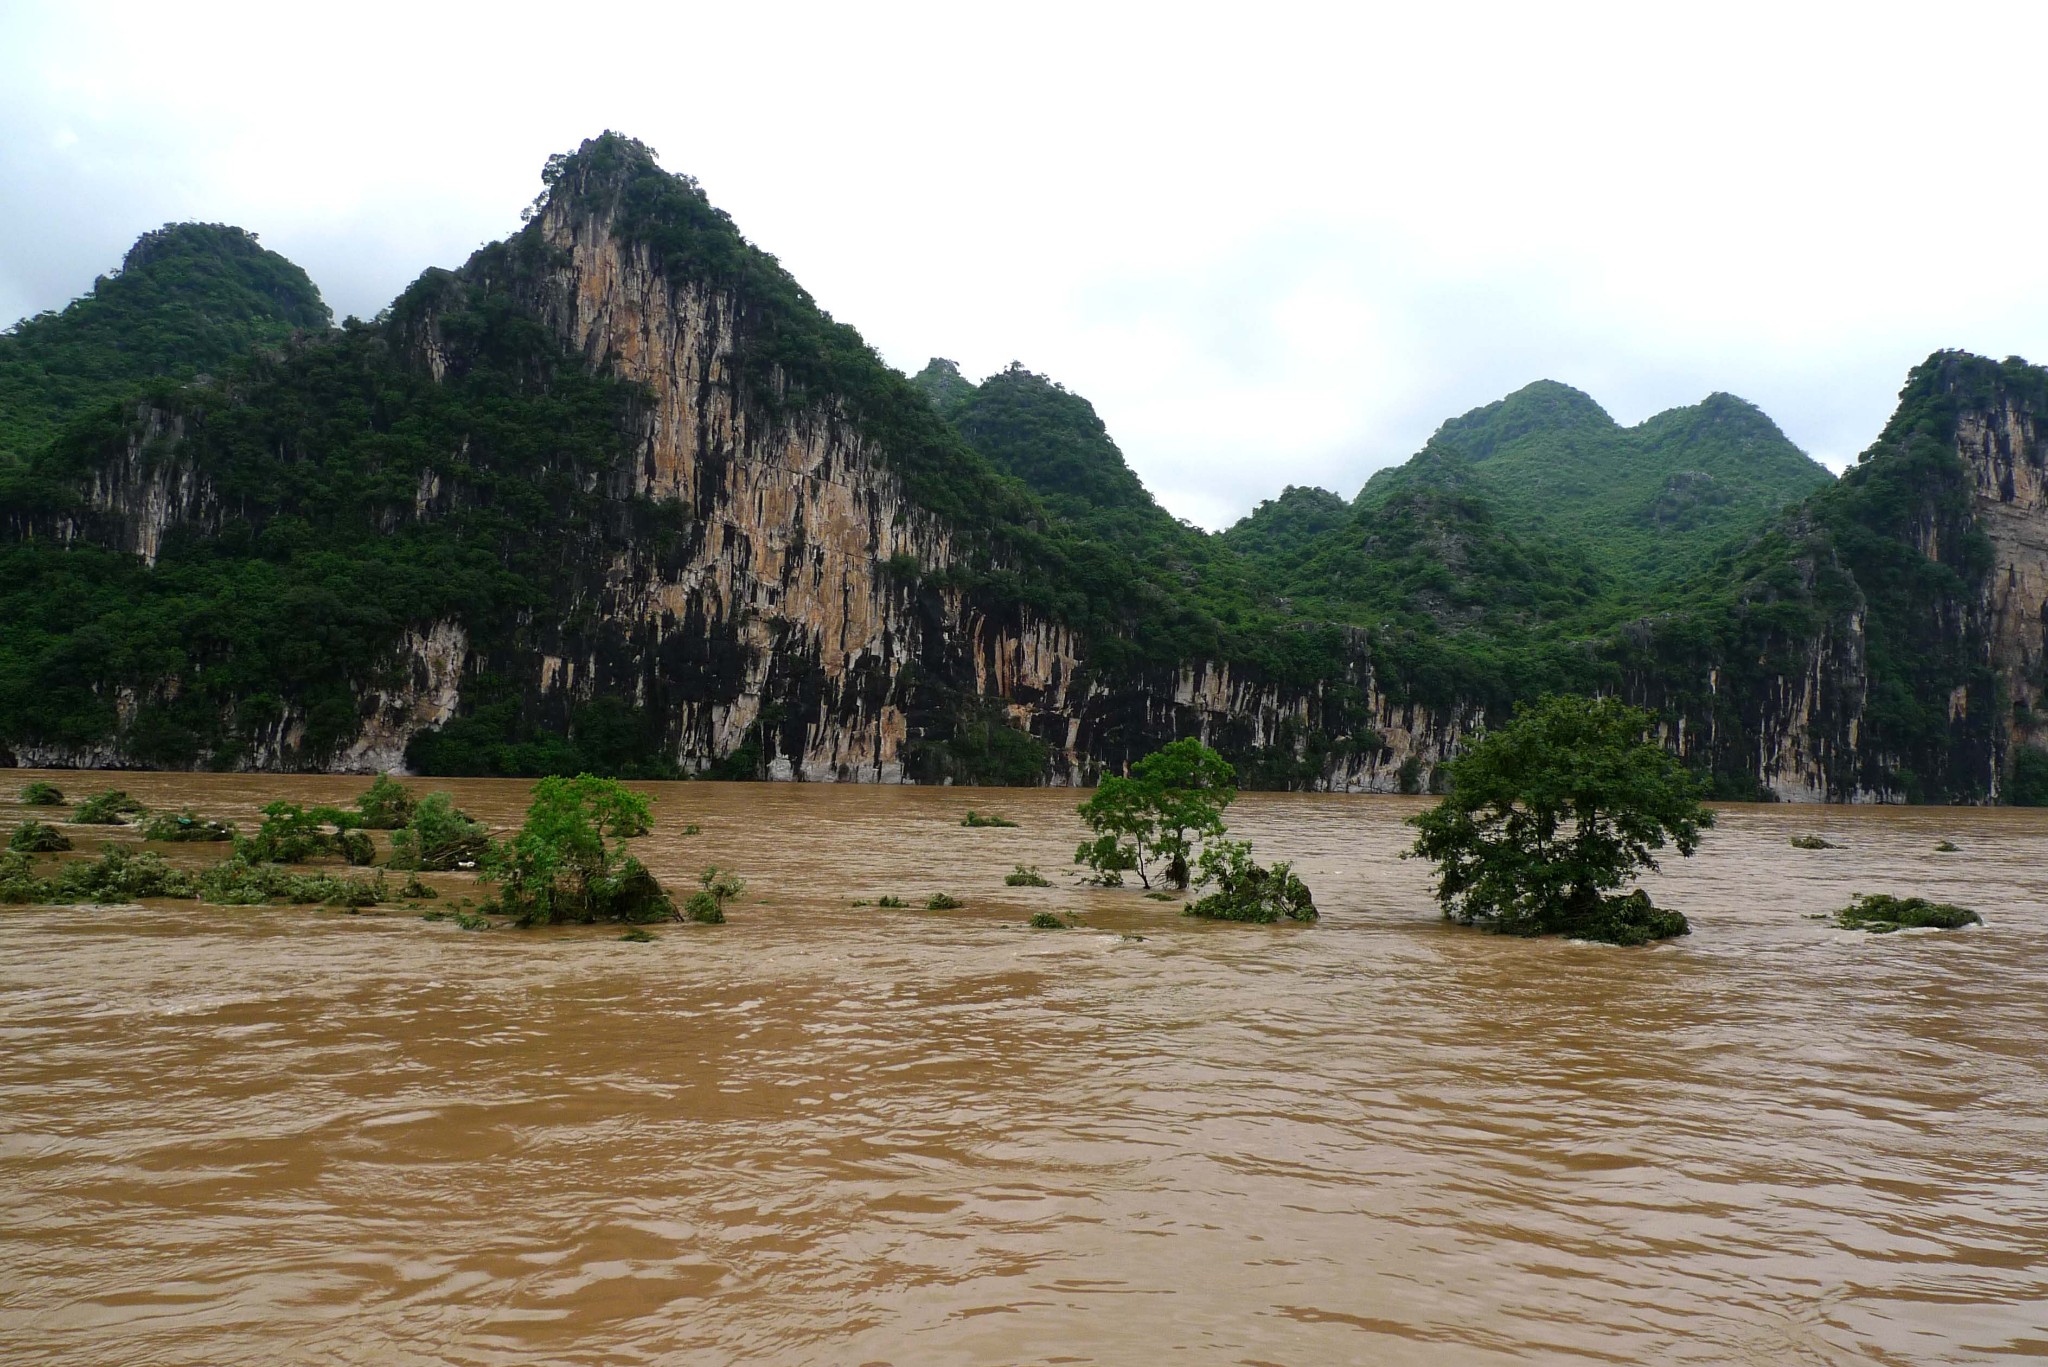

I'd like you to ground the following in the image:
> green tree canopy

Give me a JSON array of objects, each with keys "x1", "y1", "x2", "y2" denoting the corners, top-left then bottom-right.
[
  {"x1": 1407, "y1": 694, "x2": 1713, "y2": 945},
  {"x1": 1075, "y1": 738, "x2": 1236, "y2": 889},
  {"x1": 483, "y1": 774, "x2": 671, "y2": 925}
]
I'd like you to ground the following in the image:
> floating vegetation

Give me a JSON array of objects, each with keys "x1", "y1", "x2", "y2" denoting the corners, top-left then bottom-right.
[
  {"x1": 1143, "y1": 891, "x2": 1179, "y2": 902},
  {"x1": 1789, "y1": 835, "x2": 1837, "y2": 850},
  {"x1": 139, "y1": 810, "x2": 235, "y2": 842},
  {"x1": 71, "y1": 790, "x2": 146, "y2": 825},
  {"x1": 619, "y1": 926, "x2": 657, "y2": 942},
  {"x1": 961, "y1": 811, "x2": 1018, "y2": 828},
  {"x1": 683, "y1": 823, "x2": 702, "y2": 836},
  {"x1": 876, "y1": 895, "x2": 907, "y2": 909},
  {"x1": 1835, "y1": 893, "x2": 1981, "y2": 933},
  {"x1": 19, "y1": 781, "x2": 64, "y2": 807},
  {"x1": 1005, "y1": 864, "x2": 1051, "y2": 887},
  {"x1": 8, "y1": 820, "x2": 71, "y2": 853},
  {"x1": 1934, "y1": 840, "x2": 1960, "y2": 853},
  {"x1": 926, "y1": 892, "x2": 964, "y2": 910}
]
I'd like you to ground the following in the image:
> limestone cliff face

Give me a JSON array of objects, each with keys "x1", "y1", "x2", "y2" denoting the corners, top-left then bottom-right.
[
  {"x1": 2, "y1": 406, "x2": 215, "y2": 566},
  {"x1": 407, "y1": 183, "x2": 1473, "y2": 786},
  {"x1": 1963, "y1": 396, "x2": 2048, "y2": 741}
]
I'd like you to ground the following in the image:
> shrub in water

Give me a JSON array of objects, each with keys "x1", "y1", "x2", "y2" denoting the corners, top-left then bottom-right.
[
  {"x1": 1934, "y1": 840, "x2": 1960, "y2": 853},
  {"x1": 1028, "y1": 911, "x2": 1067, "y2": 929},
  {"x1": 20, "y1": 781, "x2": 65, "y2": 807},
  {"x1": 336, "y1": 829, "x2": 377, "y2": 866},
  {"x1": 1790, "y1": 835, "x2": 1837, "y2": 850},
  {"x1": 1572, "y1": 889, "x2": 1690, "y2": 946},
  {"x1": 453, "y1": 911, "x2": 491, "y2": 931},
  {"x1": 399, "y1": 874, "x2": 438, "y2": 900},
  {"x1": 388, "y1": 793, "x2": 490, "y2": 871},
  {"x1": 0, "y1": 850, "x2": 49, "y2": 903},
  {"x1": 483, "y1": 774, "x2": 677, "y2": 926},
  {"x1": 353, "y1": 774, "x2": 417, "y2": 830},
  {"x1": 50, "y1": 849, "x2": 198, "y2": 902},
  {"x1": 962, "y1": 811, "x2": 1018, "y2": 828},
  {"x1": 926, "y1": 892, "x2": 964, "y2": 910},
  {"x1": 237, "y1": 802, "x2": 363, "y2": 864},
  {"x1": 197, "y1": 860, "x2": 384, "y2": 907},
  {"x1": 1835, "y1": 893, "x2": 1981, "y2": 933},
  {"x1": 684, "y1": 866, "x2": 746, "y2": 924},
  {"x1": 9, "y1": 820, "x2": 71, "y2": 853},
  {"x1": 1005, "y1": 864, "x2": 1051, "y2": 887},
  {"x1": 72, "y1": 790, "x2": 146, "y2": 825},
  {"x1": 620, "y1": 926, "x2": 657, "y2": 942},
  {"x1": 876, "y1": 895, "x2": 907, "y2": 908},
  {"x1": 1184, "y1": 840, "x2": 1319, "y2": 924},
  {"x1": 139, "y1": 810, "x2": 235, "y2": 843}
]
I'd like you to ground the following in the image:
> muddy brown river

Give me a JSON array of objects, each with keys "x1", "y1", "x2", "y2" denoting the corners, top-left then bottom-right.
[{"x1": 2, "y1": 774, "x2": 2045, "y2": 1365}]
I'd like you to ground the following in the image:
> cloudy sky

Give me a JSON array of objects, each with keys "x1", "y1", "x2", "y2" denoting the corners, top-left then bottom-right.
[{"x1": 5, "y1": 1, "x2": 2046, "y2": 528}]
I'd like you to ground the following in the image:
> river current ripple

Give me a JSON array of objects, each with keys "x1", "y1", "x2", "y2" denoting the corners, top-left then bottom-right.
[{"x1": 1, "y1": 776, "x2": 2044, "y2": 1365}]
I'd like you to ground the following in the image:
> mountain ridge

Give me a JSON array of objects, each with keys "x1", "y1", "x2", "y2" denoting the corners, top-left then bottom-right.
[{"x1": 0, "y1": 133, "x2": 2041, "y2": 803}]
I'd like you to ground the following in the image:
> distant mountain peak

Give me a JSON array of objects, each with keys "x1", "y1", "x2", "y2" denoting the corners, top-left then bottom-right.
[{"x1": 1435, "y1": 380, "x2": 1617, "y2": 461}]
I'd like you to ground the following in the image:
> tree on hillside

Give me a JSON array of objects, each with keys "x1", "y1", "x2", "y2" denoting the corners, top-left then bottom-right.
[
  {"x1": 1407, "y1": 694, "x2": 1713, "y2": 945},
  {"x1": 1076, "y1": 738, "x2": 1236, "y2": 889}
]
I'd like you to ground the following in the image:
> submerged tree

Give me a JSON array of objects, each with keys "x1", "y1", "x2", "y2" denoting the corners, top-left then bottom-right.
[
  {"x1": 353, "y1": 774, "x2": 417, "y2": 830},
  {"x1": 1075, "y1": 739, "x2": 1237, "y2": 889},
  {"x1": 1184, "y1": 839, "x2": 1318, "y2": 923},
  {"x1": 386, "y1": 793, "x2": 490, "y2": 871},
  {"x1": 1407, "y1": 694, "x2": 1712, "y2": 945},
  {"x1": 482, "y1": 774, "x2": 672, "y2": 926}
]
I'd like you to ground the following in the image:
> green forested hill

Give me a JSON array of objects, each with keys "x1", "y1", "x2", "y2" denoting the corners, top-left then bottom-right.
[
  {"x1": 909, "y1": 358, "x2": 1301, "y2": 673},
  {"x1": 1218, "y1": 485, "x2": 1350, "y2": 569},
  {"x1": 0, "y1": 223, "x2": 331, "y2": 468},
  {"x1": 1353, "y1": 380, "x2": 1834, "y2": 585}
]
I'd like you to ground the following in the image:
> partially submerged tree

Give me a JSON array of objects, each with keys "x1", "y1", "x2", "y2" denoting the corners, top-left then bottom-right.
[
  {"x1": 1408, "y1": 694, "x2": 1712, "y2": 945},
  {"x1": 483, "y1": 774, "x2": 672, "y2": 926},
  {"x1": 8, "y1": 820, "x2": 71, "y2": 853},
  {"x1": 353, "y1": 774, "x2": 417, "y2": 830},
  {"x1": 1075, "y1": 739, "x2": 1236, "y2": 888},
  {"x1": 1184, "y1": 840, "x2": 1318, "y2": 923},
  {"x1": 387, "y1": 793, "x2": 490, "y2": 871},
  {"x1": 237, "y1": 802, "x2": 372, "y2": 865},
  {"x1": 683, "y1": 866, "x2": 745, "y2": 924},
  {"x1": 71, "y1": 790, "x2": 145, "y2": 825}
]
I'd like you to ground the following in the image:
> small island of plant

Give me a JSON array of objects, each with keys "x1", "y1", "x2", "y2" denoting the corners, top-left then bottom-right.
[{"x1": 1408, "y1": 694, "x2": 1713, "y2": 945}]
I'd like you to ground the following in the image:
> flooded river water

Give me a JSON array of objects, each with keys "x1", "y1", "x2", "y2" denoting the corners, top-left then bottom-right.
[{"x1": 2, "y1": 773, "x2": 2045, "y2": 1365}]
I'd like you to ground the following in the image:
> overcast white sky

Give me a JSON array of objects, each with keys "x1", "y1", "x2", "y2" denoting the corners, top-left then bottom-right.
[{"x1": 5, "y1": 1, "x2": 2046, "y2": 528}]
